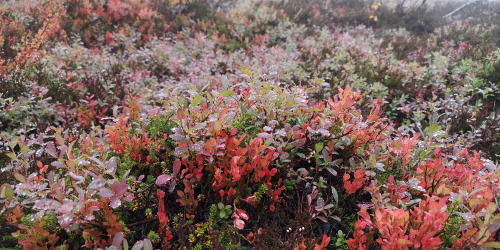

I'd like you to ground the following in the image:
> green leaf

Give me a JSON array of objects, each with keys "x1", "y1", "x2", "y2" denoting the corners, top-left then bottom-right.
[
  {"x1": 426, "y1": 123, "x2": 441, "y2": 137},
  {"x1": 331, "y1": 186, "x2": 339, "y2": 204},
  {"x1": 314, "y1": 78, "x2": 324, "y2": 85},
  {"x1": 187, "y1": 86, "x2": 199, "y2": 91},
  {"x1": 20, "y1": 145, "x2": 29, "y2": 156},
  {"x1": 123, "y1": 239, "x2": 128, "y2": 250},
  {"x1": 54, "y1": 133, "x2": 65, "y2": 147},
  {"x1": 242, "y1": 67, "x2": 252, "y2": 76},
  {"x1": 6, "y1": 152, "x2": 17, "y2": 160},
  {"x1": 0, "y1": 184, "x2": 14, "y2": 200},
  {"x1": 306, "y1": 87, "x2": 318, "y2": 93},
  {"x1": 14, "y1": 172, "x2": 26, "y2": 183},
  {"x1": 190, "y1": 95, "x2": 203, "y2": 107},
  {"x1": 220, "y1": 90, "x2": 235, "y2": 97},
  {"x1": 143, "y1": 239, "x2": 153, "y2": 250},
  {"x1": 315, "y1": 143, "x2": 324, "y2": 153}
]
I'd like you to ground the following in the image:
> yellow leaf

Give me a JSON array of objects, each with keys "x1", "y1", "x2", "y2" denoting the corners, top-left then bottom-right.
[{"x1": 482, "y1": 242, "x2": 500, "y2": 248}]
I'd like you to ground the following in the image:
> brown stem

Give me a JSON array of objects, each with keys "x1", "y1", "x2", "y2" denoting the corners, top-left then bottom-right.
[{"x1": 126, "y1": 217, "x2": 157, "y2": 228}]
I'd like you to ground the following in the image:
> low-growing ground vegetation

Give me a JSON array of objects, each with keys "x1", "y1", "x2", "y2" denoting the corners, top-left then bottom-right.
[{"x1": 0, "y1": 0, "x2": 499, "y2": 249}]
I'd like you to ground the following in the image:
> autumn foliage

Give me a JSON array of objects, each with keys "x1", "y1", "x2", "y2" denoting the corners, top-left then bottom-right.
[{"x1": 0, "y1": 0, "x2": 499, "y2": 249}]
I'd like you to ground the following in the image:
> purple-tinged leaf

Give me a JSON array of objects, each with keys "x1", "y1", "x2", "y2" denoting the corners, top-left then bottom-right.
[
  {"x1": 112, "y1": 232, "x2": 124, "y2": 247},
  {"x1": 143, "y1": 239, "x2": 153, "y2": 250},
  {"x1": 322, "y1": 148, "x2": 329, "y2": 161},
  {"x1": 88, "y1": 178, "x2": 105, "y2": 190},
  {"x1": 68, "y1": 172, "x2": 84, "y2": 184},
  {"x1": 58, "y1": 145, "x2": 67, "y2": 159},
  {"x1": 105, "y1": 157, "x2": 117, "y2": 175},
  {"x1": 316, "y1": 197, "x2": 325, "y2": 208},
  {"x1": 156, "y1": 175, "x2": 173, "y2": 186},
  {"x1": 89, "y1": 156, "x2": 104, "y2": 167},
  {"x1": 487, "y1": 220, "x2": 500, "y2": 234},
  {"x1": 458, "y1": 212, "x2": 474, "y2": 222},
  {"x1": 51, "y1": 161, "x2": 65, "y2": 169},
  {"x1": 131, "y1": 240, "x2": 144, "y2": 250},
  {"x1": 189, "y1": 143, "x2": 203, "y2": 152},
  {"x1": 365, "y1": 171, "x2": 376, "y2": 177},
  {"x1": 46, "y1": 142, "x2": 57, "y2": 157},
  {"x1": 48, "y1": 171, "x2": 55, "y2": 186},
  {"x1": 317, "y1": 128, "x2": 331, "y2": 137},
  {"x1": 171, "y1": 127, "x2": 183, "y2": 134},
  {"x1": 110, "y1": 196, "x2": 122, "y2": 209},
  {"x1": 222, "y1": 112, "x2": 236, "y2": 124},
  {"x1": 170, "y1": 134, "x2": 188, "y2": 144},
  {"x1": 268, "y1": 120, "x2": 279, "y2": 128},
  {"x1": 324, "y1": 204, "x2": 334, "y2": 210},
  {"x1": 257, "y1": 132, "x2": 273, "y2": 139},
  {"x1": 99, "y1": 188, "x2": 114, "y2": 198},
  {"x1": 58, "y1": 214, "x2": 73, "y2": 228},
  {"x1": 169, "y1": 180, "x2": 177, "y2": 193},
  {"x1": 112, "y1": 181, "x2": 128, "y2": 196},
  {"x1": 33, "y1": 199, "x2": 60, "y2": 210},
  {"x1": 291, "y1": 139, "x2": 306, "y2": 147},
  {"x1": 317, "y1": 216, "x2": 328, "y2": 223},
  {"x1": 193, "y1": 122, "x2": 207, "y2": 131},
  {"x1": 325, "y1": 167, "x2": 337, "y2": 176},
  {"x1": 174, "y1": 147, "x2": 187, "y2": 156},
  {"x1": 263, "y1": 126, "x2": 273, "y2": 132},
  {"x1": 58, "y1": 203, "x2": 74, "y2": 214},
  {"x1": 123, "y1": 193, "x2": 134, "y2": 202},
  {"x1": 89, "y1": 206, "x2": 100, "y2": 212},
  {"x1": 84, "y1": 214, "x2": 95, "y2": 221},
  {"x1": 173, "y1": 159, "x2": 181, "y2": 177},
  {"x1": 275, "y1": 129, "x2": 286, "y2": 137},
  {"x1": 37, "y1": 133, "x2": 45, "y2": 144},
  {"x1": 331, "y1": 159, "x2": 342, "y2": 166}
]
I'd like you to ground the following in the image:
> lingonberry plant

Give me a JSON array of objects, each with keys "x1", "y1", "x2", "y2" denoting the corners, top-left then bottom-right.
[{"x1": 1, "y1": 0, "x2": 499, "y2": 249}]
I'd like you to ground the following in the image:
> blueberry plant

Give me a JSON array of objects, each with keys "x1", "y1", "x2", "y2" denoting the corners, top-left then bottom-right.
[{"x1": 1, "y1": 0, "x2": 499, "y2": 249}]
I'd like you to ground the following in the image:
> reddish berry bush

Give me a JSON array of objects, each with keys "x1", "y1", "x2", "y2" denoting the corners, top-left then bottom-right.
[{"x1": 1, "y1": 0, "x2": 499, "y2": 249}]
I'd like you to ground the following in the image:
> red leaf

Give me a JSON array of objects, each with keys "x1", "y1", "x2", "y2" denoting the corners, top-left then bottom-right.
[
  {"x1": 314, "y1": 234, "x2": 331, "y2": 250},
  {"x1": 244, "y1": 195, "x2": 257, "y2": 203},
  {"x1": 237, "y1": 209, "x2": 249, "y2": 220},
  {"x1": 234, "y1": 217, "x2": 245, "y2": 230},
  {"x1": 112, "y1": 181, "x2": 128, "y2": 196},
  {"x1": 173, "y1": 159, "x2": 181, "y2": 177}
]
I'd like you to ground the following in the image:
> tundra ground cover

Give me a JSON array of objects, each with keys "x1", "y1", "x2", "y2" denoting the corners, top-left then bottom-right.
[{"x1": 0, "y1": 0, "x2": 499, "y2": 249}]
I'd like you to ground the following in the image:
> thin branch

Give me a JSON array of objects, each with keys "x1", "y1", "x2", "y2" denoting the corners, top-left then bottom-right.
[{"x1": 126, "y1": 217, "x2": 157, "y2": 228}]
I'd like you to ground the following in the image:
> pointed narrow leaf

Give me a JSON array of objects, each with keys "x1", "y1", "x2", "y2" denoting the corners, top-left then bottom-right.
[{"x1": 331, "y1": 187, "x2": 339, "y2": 204}]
